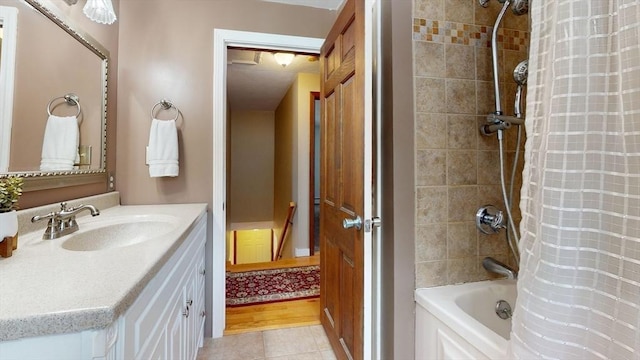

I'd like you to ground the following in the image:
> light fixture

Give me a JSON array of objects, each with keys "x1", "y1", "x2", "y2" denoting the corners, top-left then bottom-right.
[
  {"x1": 273, "y1": 52, "x2": 295, "y2": 67},
  {"x1": 82, "y1": 0, "x2": 117, "y2": 25}
]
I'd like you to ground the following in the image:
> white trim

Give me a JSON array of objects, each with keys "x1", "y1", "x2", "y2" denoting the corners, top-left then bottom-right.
[
  {"x1": 294, "y1": 247, "x2": 311, "y2": 257},
  {"x1": 372, "y1": 1, "x2": 384, "y2": 358},
  {"x1": 0, "y1": 6, "x2": 18, "y2": 173},
  {"x1": 363, "y1": 0, "x2": 375, "y2": 358},
  {"x1": 212, "y1": 29, "x2": 323, "y2": 338}
]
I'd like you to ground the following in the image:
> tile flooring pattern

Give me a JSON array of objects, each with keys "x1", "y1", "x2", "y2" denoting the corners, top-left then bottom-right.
[{"x1": 197, "y1": 325, "x2": 336, "y2": 360}]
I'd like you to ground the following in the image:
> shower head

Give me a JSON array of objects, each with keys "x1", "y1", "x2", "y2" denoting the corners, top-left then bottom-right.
[
  {"x1": 513, "y1": 60, "x2": 528, "y2": 117},
  {"x1": 513, "y1": 60, "x2": 528, "y2": 86},
  {"x1": 511, "y1": 0, "x2": 528, "y2": 15}
]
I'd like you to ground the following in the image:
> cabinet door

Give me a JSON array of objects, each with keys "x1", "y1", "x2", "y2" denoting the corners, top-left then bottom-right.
[
  {"x1": 167, "y1": 289, "x2": 185, "y2": 360},
  {"x1": 147, "y1": 330, "x2": 166, "y2": 360},
  {"x1": 195, "y1": 246, "x2": 206, "y2": 349},
  {"x1": 184, "y1": 267, "x2": 197, "y2": 360}
]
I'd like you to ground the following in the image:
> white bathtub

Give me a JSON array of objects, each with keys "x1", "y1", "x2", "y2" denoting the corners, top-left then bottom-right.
[{"x1": 415, "y1": 279, "x2": 516, "y2": 360}]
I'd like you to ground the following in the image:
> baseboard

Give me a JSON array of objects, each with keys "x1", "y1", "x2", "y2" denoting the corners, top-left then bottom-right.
[{"x1": 295, "y1": 248, "x2": 310, "y2": 257}]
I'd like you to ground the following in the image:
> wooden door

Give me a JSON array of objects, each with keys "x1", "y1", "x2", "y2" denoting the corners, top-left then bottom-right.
[{"x1": 320, "y1": 0, "x2": 365, "y2": 359}]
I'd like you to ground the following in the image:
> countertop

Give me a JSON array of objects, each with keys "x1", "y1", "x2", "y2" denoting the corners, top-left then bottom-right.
[{"x1": 0, "y1": 202, "x2": 207, "y2": 341}]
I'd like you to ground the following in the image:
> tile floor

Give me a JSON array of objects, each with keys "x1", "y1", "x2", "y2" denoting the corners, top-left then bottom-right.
[{"x1": 197, "y1": 325, "x2": 336, "y2": 360}]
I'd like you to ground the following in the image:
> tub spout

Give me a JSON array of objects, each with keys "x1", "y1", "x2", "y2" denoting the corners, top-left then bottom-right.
[{"x1": 483, "y1": 257, "x2": 517, "y2": 279}]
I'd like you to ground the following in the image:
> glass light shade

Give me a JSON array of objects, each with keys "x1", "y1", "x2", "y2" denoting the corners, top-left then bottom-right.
[
  {"x1": 273, "y1": 53, "x2": 295, "y2": 67},
  {"x1": 83, "y1": 0, "x2": 117, "y2": 25}
]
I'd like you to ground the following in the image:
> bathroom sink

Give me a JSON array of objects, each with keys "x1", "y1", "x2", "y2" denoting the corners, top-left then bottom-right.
[{"x1": 60, "y1": 215, "x2": 180, "y2": 251}]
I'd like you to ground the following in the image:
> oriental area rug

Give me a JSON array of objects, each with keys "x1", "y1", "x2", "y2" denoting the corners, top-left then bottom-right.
[{"x1": 226, "y1": 265, "x2": 320, "y2": 307}]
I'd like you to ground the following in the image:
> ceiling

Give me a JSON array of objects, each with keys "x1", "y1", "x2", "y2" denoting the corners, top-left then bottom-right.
[
  {"x1": 260, "y1": 0, "x2": 345, "y2": 10},
  {"x1": 228, "y1": 0, "x2": 343, "y2": 111},
  {"x1": 227, "y1": 49, "x2": 320, "y2": 111}
]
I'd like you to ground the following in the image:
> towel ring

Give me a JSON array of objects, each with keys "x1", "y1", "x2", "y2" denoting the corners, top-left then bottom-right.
[
  {"x1": 151, "y1": 99, "x2": 179, "y2": 121},
  {"x1": 47, "y1": 93, "x2": 81, "y2": 117}
]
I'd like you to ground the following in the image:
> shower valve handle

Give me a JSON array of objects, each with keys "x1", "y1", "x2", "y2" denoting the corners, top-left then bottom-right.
[{"x1": 476, "y1": 205, "x2": 505, "y2": 234}]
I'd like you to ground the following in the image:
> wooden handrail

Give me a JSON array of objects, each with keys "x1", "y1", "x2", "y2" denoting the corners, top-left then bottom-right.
[{"x1": 274, "y1": 202, "x2": 296, "y2": 261}]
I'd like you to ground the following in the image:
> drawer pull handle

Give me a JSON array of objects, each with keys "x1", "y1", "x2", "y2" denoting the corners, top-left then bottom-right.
[
  {"x1": 183, "y1": 299, "x2": 193, "y2": 318},
  {"x1": 200, "y1": 269, "x2": 206, "y2": 276},
  {"x1": 201, "y1": 310, "x2": 206, "y2": 318}
]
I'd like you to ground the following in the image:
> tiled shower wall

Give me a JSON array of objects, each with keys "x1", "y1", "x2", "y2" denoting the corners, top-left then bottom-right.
[{"x1": 413, "y1": 0, "x2": 530, "y2": 287}]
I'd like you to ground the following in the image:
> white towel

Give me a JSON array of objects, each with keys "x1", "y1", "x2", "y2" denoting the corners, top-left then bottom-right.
[
  {"x1": 147, "y1": 118, "x2": 179, "y2": 177},
  {"x1": 40, "y1": 115, "x2": 79, "y2": 171}
]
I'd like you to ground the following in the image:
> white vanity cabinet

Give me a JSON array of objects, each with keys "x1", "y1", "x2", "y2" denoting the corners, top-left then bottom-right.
[
  {"x1": 118, "y1": 214, "x2": 207, "y2": 360},
  {"x1": 0, "y1": 201, "x2": 209, "y2": 360}
]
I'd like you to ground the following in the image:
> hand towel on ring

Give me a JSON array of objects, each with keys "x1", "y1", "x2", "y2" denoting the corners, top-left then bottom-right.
[
  {"x1": 147, "y1": 118, "x2": 179, "y2": 177},
  {"x1": 40, "y1": 115, "x2": 79, "y2": 171}
]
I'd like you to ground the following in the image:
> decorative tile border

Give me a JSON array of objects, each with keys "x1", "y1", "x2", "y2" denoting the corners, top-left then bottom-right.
[{"x1": 413, "y1": 18, "x2": 529, "y2": 51}]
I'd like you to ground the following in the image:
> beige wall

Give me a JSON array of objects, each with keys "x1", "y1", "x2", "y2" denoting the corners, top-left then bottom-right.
[
  {"x1": 378, "y1": 0, "x2": 416, "y2": 358},
  {"x1": 412, "y1": 0, "x2": 529, "y2": 287},
  {"x1": 273, "y1": 80, "x2": 295, "y2": 259},
  {"x1": 228, "y1": 110, "x2": 275, "y2": 223},
  {"x1": 116, "y1": 0, "x2": 334, "y2": 207},
  {"x1": 272, "y1": 73, "x2": 319, "y2": 259},
  {"x1": 4, "y1": 0, "x2": 119, "y2": 209},
  {"x1": 291, "y1": 73, "x2": 319, "y2": 256}
]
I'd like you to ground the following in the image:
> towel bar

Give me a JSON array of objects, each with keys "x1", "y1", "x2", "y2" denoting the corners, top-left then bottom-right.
[
  {"x1": 151, "y1": 99, "x2": 179, "y2": 121},
  {"x1": 47, "y1": 93, "x2": 81, "y2": 118}
]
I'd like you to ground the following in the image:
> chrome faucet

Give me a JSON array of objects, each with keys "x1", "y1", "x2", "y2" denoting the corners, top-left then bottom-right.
[
  {"x1": 482, "y1": 257, "x2": 518, "y2": 279},
  {"x1": 31, "y1": 202, "x2": 100, "y2": 240}
]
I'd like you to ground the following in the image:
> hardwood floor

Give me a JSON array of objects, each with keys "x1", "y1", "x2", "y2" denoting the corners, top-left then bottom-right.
[
  {"x1": 225, "y1": 298, "x2": 320, "y2": 335},
  {"x1": 224, "y1": 254, "x2": 321, "y2": 335},
  {"x1": 226, "y1": 253, "x2": 319, "y2": 272}
]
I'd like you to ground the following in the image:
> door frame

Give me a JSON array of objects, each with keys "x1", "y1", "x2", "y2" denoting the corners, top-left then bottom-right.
[
  {"x1": 309, "y1": 91, "x2": 320, "y2": 255},
  {"x1": 211, "y1": 29, "x2": 324, "y2": 338}
]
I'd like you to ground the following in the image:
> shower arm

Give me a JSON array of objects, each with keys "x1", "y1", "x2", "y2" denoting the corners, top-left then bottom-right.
[
  {"x1": 482, "y1": 112, "x2": 524, "y2": 135},
  {"x1": 491, "y1": 0, "x2": 512, "y2": 115},
  {"x1": 486, "y1": 113, "x2": 525, "y2": 125}
]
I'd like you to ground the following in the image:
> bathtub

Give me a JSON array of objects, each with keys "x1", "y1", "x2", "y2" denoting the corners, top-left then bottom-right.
[{"x1": 415, "y1": 279, "x2": 516, "y2": 360}]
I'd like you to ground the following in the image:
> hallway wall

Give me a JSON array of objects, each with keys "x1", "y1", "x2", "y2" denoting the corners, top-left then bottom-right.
[
  {"x1": 228, "y1": 110, "x2": 275, "y2": 224},
  {"x1": 273, "y1": 73, "x2": 320, "y2": 259}
]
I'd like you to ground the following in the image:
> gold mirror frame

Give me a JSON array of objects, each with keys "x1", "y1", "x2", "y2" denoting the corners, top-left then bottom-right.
[{"x1": 0, "y1": 0, "x2": 109, "y2": 191}]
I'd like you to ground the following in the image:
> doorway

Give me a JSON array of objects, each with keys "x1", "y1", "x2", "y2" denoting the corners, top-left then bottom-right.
[
  {"x1": 226, "y1": 47, "x2": 318, "y2": 265},
  {"x1": 225, "y1": 47, "x2": 321, "y2": 331},
  {"x1": 212, "y1": 29, "x2": 324, "y2": 338},
  {"x1": 212, "y1": 17, "x2": 378, "y2": 356}
]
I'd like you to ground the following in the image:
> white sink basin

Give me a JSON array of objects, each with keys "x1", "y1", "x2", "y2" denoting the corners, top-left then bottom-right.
[{"x1": 61, "y1": 215, "x2": 180, "y2": 251}]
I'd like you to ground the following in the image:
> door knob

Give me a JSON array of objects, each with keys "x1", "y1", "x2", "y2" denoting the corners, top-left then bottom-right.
[{"x1": 343, "y1": 216, "x2": 362, "y2": 230}]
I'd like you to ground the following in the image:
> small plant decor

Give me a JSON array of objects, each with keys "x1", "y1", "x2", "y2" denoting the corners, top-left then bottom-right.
[
  {"x1": 0, "y1": 177, "x2": 22, "y2": 257},
  {"x1": 0, "y1": 177, "x2": 24, "y2": 213}
]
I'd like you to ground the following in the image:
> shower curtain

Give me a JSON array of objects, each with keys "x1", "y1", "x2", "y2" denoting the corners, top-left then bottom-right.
[{"x1": 511, "y1": 1, "x2": 640, "y2": 359}]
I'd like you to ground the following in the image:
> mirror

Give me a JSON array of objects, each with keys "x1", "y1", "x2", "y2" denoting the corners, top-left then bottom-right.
[{"x1": 0, "y1": 0, "x2": 108, "y2": 188}]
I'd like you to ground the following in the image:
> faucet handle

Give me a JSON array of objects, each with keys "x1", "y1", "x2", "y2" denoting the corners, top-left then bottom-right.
[
  {"x1": 60, "y1": 202, "x2": 71, "y2": 212},
  {"x1": 31, "y1": 212, "x2": 61, "y2": 240},
  {"x1": 32, "y1": 212, "x2": 56, "y2": 223}
]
